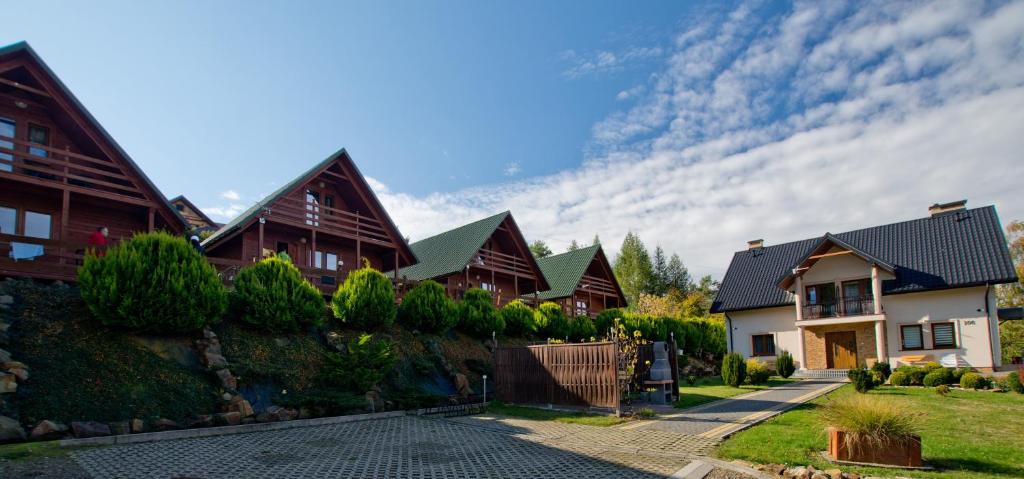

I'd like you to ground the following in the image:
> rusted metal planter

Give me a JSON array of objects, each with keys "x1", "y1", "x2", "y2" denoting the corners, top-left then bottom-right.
[{"x1": 827, "y1": 427, "x2": 922, "y2": 467}]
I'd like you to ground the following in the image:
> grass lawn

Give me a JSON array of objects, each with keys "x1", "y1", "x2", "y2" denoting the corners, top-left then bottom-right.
[
  {"x1": 486, "y1": 402, "x2": 628, "y2": 427},
  {"x1": 0, "y1": 440, "x2": 68, "y2": 462},
  {"x1": 674, "y1": 376, "x2": 798, "y2": 409},
  {"x1": 717, "y1": 385, "x2": 1024, "y2": 479}
]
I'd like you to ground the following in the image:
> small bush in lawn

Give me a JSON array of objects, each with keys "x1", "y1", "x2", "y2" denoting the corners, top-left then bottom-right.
[
  {"x1": 896, "y1": 366, "x2": 927, "y2": 385},
  {"x1": 870, "y1": 362, "x2": 891, "y2": 382},
  {"x1": 745, "y1": 358, "x2": 771, "y2": 385},
  {"x1": 535, "y1": 302, "x2": 571, "y2": 340},
  {"x1": 888, "y1": 371, "x2": 911, "y2": 386},
  {"x1": 922, "y1": 361, "x2": 943, "y2": 373},
  {"x1": 870, "y1": 370, "x2": 885, "y2": 386},
  {"x1": 923, "y1": 369, "x2": 952, "y2": 387},
  {"x1": 821, "y1": 394, "x2": 922, "y2": 455},
  {"x1": 775, "y1": 350, "x2": 796, "y2": 378},
  {"x1": 848, "y1": 368, "x2": 875, "y2": 393},
  {"x1": 594, "y1": 308, "x2": 625, "y2": 337},
  {"x1": 321, "y1": 334, "x2": 395, "y2": 393},
  {"x1": 1007, "y1": 372, "x2": 1024, "y2": 394},
  {"x1": 398, "y1": 280, "x2": 456, "y2": 333},
  {"x1": 569, "y1": 316, "x2": 597, "y2": 342},
  {"x1": 686, "y1": 374, "x2": 697, "y2": 386},
  {"x1": 721, "y1": 353, "x2": 746, "y2": 387},
  {"x1": 637, "y1": 407, "x2": 656, "y2": 419},
  {"x1": 230, "y1": 256, "x2": 324, "y2": 333},
  {"x1": 952, "y1": 367, "x2": 970, "y2": 382},
  {"x1": 457, "y1": 288, "x2": 504, "y2": 338},
  {"x1": 499, "y1": 300, "x2": 537, "y2": 337},
  {"x1": 331, "y1": 264, "x2": 396, "y2": 329},
  {"x1": 960, "y1": 372, "x2": 987, "y2": 390},
  {"x1": 78, "y1": 231, "x2": 226, "y2": 333},
  {"x1": 935, "y1": 384, "x2": 951, "y2": 396}
]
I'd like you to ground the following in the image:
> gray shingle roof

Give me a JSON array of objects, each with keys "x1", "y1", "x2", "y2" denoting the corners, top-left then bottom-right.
[{"x1": 711, "y1": 206, "x2": 1018, "y2": 313}]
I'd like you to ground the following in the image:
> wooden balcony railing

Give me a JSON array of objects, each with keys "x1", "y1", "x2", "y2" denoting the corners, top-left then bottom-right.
[
  {"x1": 0, "y1": 233, "x2": 107, "y2": 280},
  {"x1": 206, "y1": 256, "x2": 349, "y2": 295},
  {"x1": 0, "y1": 134, "x2": 148, "y2": 202},
  {"x1": 802, "y1": 296, "x2": 877, "y2": 320},
  {"x1": 470, "y1": 248, "x2": 534, "y2": 277},
  {"x1": 267, "y1": 195, "x2": 394, "y2": 246},
  {"x1": 578, "y1": 274, "x2": 619, "y2": 297}
]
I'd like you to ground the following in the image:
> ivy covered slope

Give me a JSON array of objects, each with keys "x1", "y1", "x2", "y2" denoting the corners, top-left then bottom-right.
[{"x1": 2, "y1": 279, "x2": 219, "y2": 424}]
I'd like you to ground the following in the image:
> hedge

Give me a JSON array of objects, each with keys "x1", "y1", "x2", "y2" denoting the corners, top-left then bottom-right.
[
  {"x1": 457, "y1": 288, "x2": 504, "y2": 338},
  {"x1": 78, "y1": 232, "x2": 226, "y2": 333},
  {"x1": 398, "y1": 280, "x2": 456, "y2": 333},
  {"x1": 499, "y1": 300, "x2": 537, "y2": 337},
  {"x1": 535, "y1": 302, "x2": 571, "y2": 340},
  {"x1": 230, "y1": 256, "x2": 324, "y2": 332},
  {"x1": 568, "y1": 316, "x2": 598, "y2": 342},
  {"x1": 331, "y1": 265, "x2": 396, "y2": 329}
]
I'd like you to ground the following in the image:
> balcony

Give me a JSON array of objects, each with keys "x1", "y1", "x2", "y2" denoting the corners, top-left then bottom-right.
[{"x1": 802, "y1": 296, "x2": 876, "y2": 320}]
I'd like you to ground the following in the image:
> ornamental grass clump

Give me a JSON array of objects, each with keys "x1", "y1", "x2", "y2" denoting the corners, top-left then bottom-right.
[
  {"x1": 398, "y1": 280, "x2": 456, "y2": 333},
  {"x1": 78, "y1": 231, "x2": 226, "y2": 333},
  {"x1": 331, "y1": 262, "x2": 396, "y2": 329},
  {"x1": 231, "y1": 255, "x2": 324, "y2": 333},
  {"x1": 821, "y1": 394, "x2": 922, "y2": 455}
]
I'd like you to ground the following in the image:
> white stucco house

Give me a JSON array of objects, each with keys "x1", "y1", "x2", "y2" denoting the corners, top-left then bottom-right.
[{"x1": 711, "y1": 201, "x2": 1018, "y2": 374}]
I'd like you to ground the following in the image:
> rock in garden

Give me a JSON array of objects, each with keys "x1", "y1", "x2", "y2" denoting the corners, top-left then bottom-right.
[
  {"x1": 215, "y1": 411, "x2": 241, "y2": 426},
  {"x1": 0, "y1": 373, "x2": 17, "y2": 393},
  {"x1": 764, "y1": 464, "x2": 786, "y2": 475},
  {"x1": 845, "y1": 474, "x2": 860, "y2": 479},
  {"x1": 130, "y1": 419, "x2": 145, "y2": 433},
  {"x1": 203, "y1": 327, "x2": 217, "y2": 340},
  {"x1": 455, "y1": 373, "x2": 473, "y2": 398},
  {"x1": 216, "y1": 369, "x2": 237, "y2": 391},
  {"x1": 0, "y1": 348, "x2": 11, "y2": 363},
  {"x1": 71, "y1": 421, "x2": 111, "y2": 438},
  {"x1": 256, "y1": 407, "x2": 282, "y2": 423},
  {"x1": 221, "y1": 392, "x2": 233, "y2": 402},
  {"x1": 0, "y1": 295, "x2": 12, "y2": 305},
  {"x1": 108, "y1": 421, "x2": 130, "y2": 435},
  {"x1": 151, "y1": 418, "x2": 181, "y2": 431},
  {"x1": 187, "y1": 415, "x2": 214, "y2": 428},
  {"x1": 811, "y1": 473, "x2": 829, "y2": 479},
  {"x1": 824, "y1": 469, "x2": 842, "y2": 479},
  {"x1": 203, "y1": 352, "x2": 228, "y2": 369},
  {"x1": 7, "y1": 366, "x2": 28, "y2": 382},
  {"x1": 30, "y1": 420, "x2": 68, "y2": 440},
  {"x1": 365, "y1": 390, "x2": 383, "y2": 412},
  {"x1": 228, "y1": 396, "x2": 254, "y2": 417},
  {"x1": 784, "y1": 467, "x2": 810, "y2": 479},
  {"x1": 282, "y1": 408, "x2": 299, "y2": 421},
  {"x1": 0, "y1": 415, "x2": 26, "y2": 443}
]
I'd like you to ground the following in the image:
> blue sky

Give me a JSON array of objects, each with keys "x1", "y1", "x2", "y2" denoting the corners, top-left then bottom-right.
[{"x1": 4, "y1": 1, "x2": 1024, "y2": 278}]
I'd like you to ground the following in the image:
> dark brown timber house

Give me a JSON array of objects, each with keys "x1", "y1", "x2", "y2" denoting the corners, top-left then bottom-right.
[
  {"x1": 532, "y1": 244, "x2": 627, "y2": 318},
  {"x1": 170, "y1": 195, "x2": 220, "y2": 232},
  {"x1": 393, "y1": 211, "x2": 549, "y2": 306},
  {"x1": 201, "y1": 149, "x2": 416, "y2": 295},
  {"x1": 0, "y1": 42, "x2": 185, "y2": 282}
]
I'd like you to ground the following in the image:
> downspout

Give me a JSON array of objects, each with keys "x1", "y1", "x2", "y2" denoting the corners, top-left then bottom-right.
[{"x1": 725, "y1": 313, "x2": 734, "y2": 354}]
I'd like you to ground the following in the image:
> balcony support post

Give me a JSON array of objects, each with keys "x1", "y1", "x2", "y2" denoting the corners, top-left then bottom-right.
[
  {"x1": 797, "y1": 325, "x2": 807, "y2": 370},
  {"x1": 871, "y1": 264, "x2": 882, "y2": 314},
  {"x1": 874, "y1": 320, "x2": 887, "y2": 364},
  {"x1": 794, "y1": 275, "x2": 804, "y2": 322},
  {"x1": 59, "y1": 189, "x2": 69, "y2": 265},
  {"x1": 311, "y1": 230, "x2": 316, "y2": 268}
]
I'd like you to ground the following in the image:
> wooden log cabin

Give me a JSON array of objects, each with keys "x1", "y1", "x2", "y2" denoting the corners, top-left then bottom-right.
[
  {"x1": 393, "y1": 211, "x2": 549, "y2": 306},
  {"x1": 201, "y1": 149, "x2": 417, "y2": 295},
  {"x1": 0, "y1": 42, "x2": 186, "y2": 282},
  {"x1": 532, "y1": 244, "x2": 627, "y2": 318},
  {"x1": 169, "y1": 195, "x2": 220, "y2": 232}
]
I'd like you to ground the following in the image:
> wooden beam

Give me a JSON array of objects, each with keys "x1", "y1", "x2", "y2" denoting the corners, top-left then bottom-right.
[
  {"x1": 311, "y1": 229, "x2": 317, "y2": 268},
  {"x1": 147, "y1": 208, "x2": 155, "y2": 232},
  {"x1": 258, "y1": 219, "x2": 265, "y2": 258},
  {"x1": 59, "y1": 190, "x2": 69, "y2": 265},
  {"x1": 807, "y1": 250, "x2": 853, "y2": 260},
  {"x1": 0, "y1": 77, "x2": 51, "y2": 98}
]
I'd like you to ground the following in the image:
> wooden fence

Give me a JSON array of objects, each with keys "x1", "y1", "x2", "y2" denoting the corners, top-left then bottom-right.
[{"x1": 494, "y1": 341, "x2": 619, "y2": 408}]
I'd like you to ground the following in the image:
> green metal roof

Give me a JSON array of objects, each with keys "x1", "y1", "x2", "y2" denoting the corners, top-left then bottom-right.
[
  {"x1": 396, "y1": 211, "x2": 511, "y2": 281},
  {"x1": 533, "y1": 244, "x2": 601, "y2": 300},
  {"x1": 201, "y1": 149, "x2": 416, "y2": 266}
]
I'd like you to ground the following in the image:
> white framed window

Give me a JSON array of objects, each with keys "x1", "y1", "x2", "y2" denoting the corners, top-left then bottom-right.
[
  {"x1": 24, "y1": 211, "x2": 51, "y2": 239},
  {"x1": 0, "y1": 118, "x2": 14, "y2": 172},
  {"x1": 326, "y1": 252, "x2": 338, "y2": 271},
  {"x1": 575, "y1": 299, "x2": 588, "y2": 316},
  {"x1": 481, "y1": 282, "x2": 496, "y2": 292},
  {"x1": 0, "y1": 206, "x2": 15, "y2": 234}
]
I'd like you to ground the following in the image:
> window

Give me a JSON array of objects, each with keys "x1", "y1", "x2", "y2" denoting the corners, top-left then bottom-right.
[
  {"x1": 175, "y1": 203, "x2": 185, "y2": 211},
  {"x1": 0, "y1": 118, "x2": 13, "y2": 172},
  {"x1": 28, "y1": 124, "x2": 49, "y2": 157},
  {"x1": 752, "y1": 334, "x2": 776, "y2": 356},
  {"x1": 314, "y1": 250, "x2": 323, "y2": 269},
  {"x1": 932, "y1": 323, "x2": 957, "y2": 349},
  {"x1": 324, "y1": 195, "x2": 334, "y2": 215},
  {"x1": 575, "y1": 299, "x2": 588, "y2": 316},
  {"x1": 0, "y1": 206, "x2": 15, "y2": 235},
  {"x1": 901, "y1": 325, "x2": 923, "y2": 350},
  {"x1": 305, "y1": 189, "x2": 320, "y2": 227},
  {"x1": 23, "y1": 211, "x2": 51, "y2": 239},
  {"x1": 480, "y1": 282, "x2": 496, "y2": 292},
  {"x1": 326, "y1": 253, "x2": 338, "y2": 271}
]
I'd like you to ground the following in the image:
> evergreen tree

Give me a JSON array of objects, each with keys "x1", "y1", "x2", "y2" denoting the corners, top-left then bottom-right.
[
  {"x1": 568, "y1": 239, "x2": 580, "y2": 252},
  {"x1": 613, "y1": 231, "x2": 653, "y2": 306},
  {"x1": 592, "y1": 234, "x2": 601, "y2": 245},
  {"x1": 529, "y1": 240, "x2": 552, "y2": 258},
  {"x1": 666, "y1": 253, "x2": 691, "y2": 293},
  {"x1": 651, "y1": 245, "x2": 669, "y2": 295}
]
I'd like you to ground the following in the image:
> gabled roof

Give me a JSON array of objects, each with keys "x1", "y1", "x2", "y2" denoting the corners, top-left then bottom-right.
[
  {"x1": 712, "y1": 205, "x2": 1018, "y2": 313},
  {"x1": 201, "y1": 148, "x2": 416, "y2": 266},
  {"x1": 396, "y1": 211, "x2": 550, "y2": 290},
  {"x1": 776, "y1": 232, "x2": 896, "y2": 290},
  {"x1": 0, "y1": 41, "x2": 187, "y2": 231},
  {"x1": 533, "y1": 244, "x2": 625, "y2": 302},
  {"x1": 168, "y1": 195, "x2": 218, "y2": 228}
]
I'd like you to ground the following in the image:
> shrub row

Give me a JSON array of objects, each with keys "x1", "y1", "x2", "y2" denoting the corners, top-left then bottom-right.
[{"x1": 594, "y1": 308, "x2": 726, "y2": 356}]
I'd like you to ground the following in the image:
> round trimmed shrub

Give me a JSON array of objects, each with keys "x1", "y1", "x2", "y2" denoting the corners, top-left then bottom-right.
[
  {"x1": 745, "y1": 358, "x2": 771, "y2": 385},
  {"x1": 398, "y1": 280, "x2": 456, "y2": 333},
  {"x1": 499, "y1": 300, "x2": 537, "y2": 337},
  {"x1": 870, "y1": 362, "x2": 891, "y2": 382},
  {"x1": 889, "y1": 371, "x2": 911, "y2": 386},
  {"x1": 952, "y1": 367, "x2": 970, "y2": 382},
  {"x1": 331, "y1": 266, "x2": 396, "y2": 329},
  {"x1": 922, "y1": 361, "x2": 943, "y2": 373},
  {"x1": 896, "y1": 366, "x2": 927, "y2": 385},
  {"x1": 230, "y1": 256, "x2": 324, "y2": 332},
  {"x1": 848, "y1": 367, "x2": 875, "y2": 393},
  {"x1": 721, "y1": 353, "x2": 746, "y2": 387},
  {"x1": 457, "y1": 288, "x2": 503, "y2": 338},
  {"x1": 594, "y1": 308, "x2": 625, "y2": 337},
  {"x1": 1007, "y1": 372, "x2": 1024, "y2": 394},
  {"x1": 960, "y1": 372, "x2": 987, "y2": 390},
  {"x1": 535, "y1": 302, "x2": 571, "y2": 340},
  {"x1": 568, "y1": 316, "x2": 598, "y2": 342},
  {"x1": 775, "y1": 350, "x2": 796, "y2": 378},
  {"x1": 923, "y1": 369, "x2": 952, "y2": 388},
  {"x1": 79, "y1": 232, "x2": 226, "y2": 333}
]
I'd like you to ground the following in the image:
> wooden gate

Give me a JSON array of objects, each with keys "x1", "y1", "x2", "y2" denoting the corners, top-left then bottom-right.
[{"x1": 494, "y1": 342, "x2": 619, "y2": 408}]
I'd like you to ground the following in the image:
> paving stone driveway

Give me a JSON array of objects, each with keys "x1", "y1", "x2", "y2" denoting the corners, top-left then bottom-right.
[{"x1": 70, "y1": 414, "x2": 719, "y2": 479}]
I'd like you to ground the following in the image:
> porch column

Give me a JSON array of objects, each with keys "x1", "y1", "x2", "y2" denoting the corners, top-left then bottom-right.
[
  {"x1": 310, "y1": 230, "x2": 317, "y2": 268},
  {"x1": 874, "y1": 320, "x2": 887, "y2": 363},
  {"x1": 59, "y1": 190, "x2": 69, "y2": 265},
  {"x1": 794, "y1": 275, "x2": 804, "y2": 322},
  {"x1": 871, "y1": 265, "x2": 882, "y2": 314},
  {"x1": 147, "y1": 208, "x2": 155, "y2": 232},
  {"x1": 258, "y1": 219, "x2": 265, "y2": 259},
  {"x1": 394, "y1": 251, "x2": 399, "y2": 281},
  {"x1": 797, "y1": 326, "x2": 807, "y2": 370}
]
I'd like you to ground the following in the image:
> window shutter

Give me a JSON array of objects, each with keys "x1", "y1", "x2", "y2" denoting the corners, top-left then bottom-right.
[
  {"x1": 902, "y1": 326, "x2": 923, "y2": 349},
  {"x1": 933, "y1": 323, "x2": 955, "y2": 348}
]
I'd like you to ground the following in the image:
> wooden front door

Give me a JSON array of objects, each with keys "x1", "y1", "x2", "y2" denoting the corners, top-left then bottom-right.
[{"x1": 825, "y1": 331, "x2": 858, "y2": 369}]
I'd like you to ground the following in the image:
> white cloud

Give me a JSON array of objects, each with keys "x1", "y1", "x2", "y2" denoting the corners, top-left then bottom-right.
[
  {"x1": 219, "y1": 189, "x2": 241, "y2": 201},
  {"x1": 504, "y1": 162, "x2": 522, "y2": 176},
  {"x1": 204, "y1": 203, "x2": 248, "y2": 221},
  {"x1": 562, "y1": 46, "x2": 664, "y2": 79},
  {"x1": 340, "y1": 2, "x2": 1024, "y2": 279}
]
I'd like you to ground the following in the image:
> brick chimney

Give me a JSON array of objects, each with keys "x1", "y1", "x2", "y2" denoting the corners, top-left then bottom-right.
[
  {"x1": 928, "y1": 199, "x2": 967, "y2": 217},
  {"x1": 747, "y1": 239, "x2": 764, "y2": 250}
]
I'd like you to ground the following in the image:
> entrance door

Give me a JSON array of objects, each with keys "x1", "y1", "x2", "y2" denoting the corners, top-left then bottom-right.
[{"x1": 825, "y1": 331, "x2": 858, "y2": 369}]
